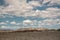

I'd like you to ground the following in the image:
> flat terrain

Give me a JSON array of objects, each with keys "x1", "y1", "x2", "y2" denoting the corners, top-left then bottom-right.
[{"x1": 0, "y1": 31, "x2": 60, "y2": 40}]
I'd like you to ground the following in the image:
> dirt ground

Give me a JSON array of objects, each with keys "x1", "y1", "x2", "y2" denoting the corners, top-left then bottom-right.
[{"x1": 0, "y1": 31, "x2": 60, "y2": 40}]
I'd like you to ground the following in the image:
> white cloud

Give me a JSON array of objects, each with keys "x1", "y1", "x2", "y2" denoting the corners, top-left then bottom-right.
[
  {"x1": 1, "y1": 26, "x2": 7, "y2": 28},
  {"x1": 23, "y1": 19, "x2": 33, "y2": 24},
  {"x1": 0, "y1": 22, "x2": 7, "y2": 24},
  {"x1": 0, "y1": 0, "x2": 60, "y2": 19},
  {"x1": 46, "y1": 7, "x2": 60, "y2": 11},
  {"x1": 22, "y1": 20, "x2": 37, "y2": 28},
  {"x1": 1, "y1": 7, "x2": 60, "y2": 19},
  {"x1": 19, "y1": 19, "x2": 60, "y2": 28},
  {"x1": 10, "y1": 21, "x2": 17, "y2": 24},
  {"x1": 28, "y1": 1, "x2": 41, "y2": 6},
  {"x1": 29, "y1": 8, "x2": 60, "y2": 18},
  {"x1": 43, "y1": 0, "x2": 51, "y2": 3},
  {"x1": 10, "y1": 21, "x2": 22, "y2": 25},
  {"x1": 0, "y1": 26, "x2": 20, "y2": 30},
  {"x1": 0, "y1": 19, "x2": 60, "y2": 29},
  {"x1": 0, "y1": 0, "x2": 33, "y2": 17},
  {"x1": 37, "y1": 19, "x2": 60, "y2": 28}
]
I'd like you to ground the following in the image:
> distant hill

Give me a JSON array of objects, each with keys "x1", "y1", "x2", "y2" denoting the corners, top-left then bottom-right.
[
  {"x1": 0, "y1": 28, "x2": 60, "y2": 32},
  {"x1": 16, "y1": 28, "x2": 48, "y2": 32},
  {"x1": 0, "y1": 30, "x2": 14, "y2": 32}
]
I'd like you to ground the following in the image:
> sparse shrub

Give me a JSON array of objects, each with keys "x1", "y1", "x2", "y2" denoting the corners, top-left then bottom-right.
[{"x1": 57, "y1": 29, "x2": 60, "y2": 31}]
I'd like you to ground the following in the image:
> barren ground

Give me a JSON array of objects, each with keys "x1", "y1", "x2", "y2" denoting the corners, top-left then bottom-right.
[{"x1": 0, "y1": 31, "x2": 60, "y2": 40}]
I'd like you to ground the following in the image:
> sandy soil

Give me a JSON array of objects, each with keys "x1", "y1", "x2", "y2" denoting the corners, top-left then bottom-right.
[{"x1": 0, "y1": 31, "x2": 60, "y2": 40}]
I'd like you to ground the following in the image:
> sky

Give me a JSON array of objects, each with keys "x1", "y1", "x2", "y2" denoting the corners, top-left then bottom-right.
[{"x1": 0, "y1": 0, "x2": 60, "y2": 30}]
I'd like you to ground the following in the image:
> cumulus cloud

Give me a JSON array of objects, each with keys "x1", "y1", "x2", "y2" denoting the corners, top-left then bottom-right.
[
  {"x1": 0, "y1": 0, "x2": 60, "y2": 30},
  {"x1": 38, "y1": 19, "x2": 60, "y2": 26},
  {"x1": 0, "y1": 0, "x2": 60, "y2": 19},
  {"x1": 0, "y1": 26, "x2": 8, "y2": 28},
  {"x1": 0, "y1": 26, "x2": 20, "y2": 30},
  {"x1": 23, "y1": 19, "x2": 33, "y2": 24},
  {"x1": 23, "y1": 19, "x2": 33, "y2": 27},
  {"x1": 0, "y1": 22, "x2": 7, "y2": 24},
  {"x1": 22, "y1": 8, "x2": 60, "y2": 18},
  {"x1": 37, "y1": 8, "x2": 60, "y2": 18},
  {"x1": 28, "y1": 1, "x2": 41, "y2": 6},
  {"x1": 22, "y1": 19, "x2": 60, "y2": 27},
  {"x1": 0, "y1": 19, "x2": 60, "y2": 29},
  {"x1": 0, "y1": 0, "x2": 33, "y2": 17},
  {"x1": 10, "y1": 21, "x2": 17, "y2": 25}
]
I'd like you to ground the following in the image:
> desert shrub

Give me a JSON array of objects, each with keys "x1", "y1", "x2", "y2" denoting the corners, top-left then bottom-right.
[{"x1": 57, "y1": 29, "x2": 60, "y2": 31}]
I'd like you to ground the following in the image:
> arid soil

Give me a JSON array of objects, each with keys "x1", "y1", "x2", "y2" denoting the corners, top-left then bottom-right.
[{"x1": 0, "y1": 31, "x2": 60, "y2": 40}]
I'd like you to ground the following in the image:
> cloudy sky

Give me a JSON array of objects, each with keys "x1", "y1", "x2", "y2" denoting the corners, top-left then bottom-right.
[{"x1": 0, "y1": 0, "x2": 60, "y2": 30}]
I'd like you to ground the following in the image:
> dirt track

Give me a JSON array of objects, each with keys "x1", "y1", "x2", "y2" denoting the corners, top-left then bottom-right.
[{"x1": 0, "y1": 31, "x2": 60, "y2": 40}]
